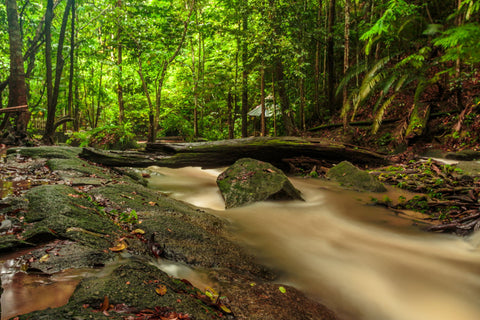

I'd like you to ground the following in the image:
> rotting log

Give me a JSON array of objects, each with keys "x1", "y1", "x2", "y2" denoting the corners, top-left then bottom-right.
[{"x1": 80, "y1": 137, "x2": 390, "y2": 171}]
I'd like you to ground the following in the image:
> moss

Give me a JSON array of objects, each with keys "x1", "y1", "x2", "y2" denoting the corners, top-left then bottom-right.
[
  {"x1": 24, "y1": 185, "x2": 123, "y2": 249},
  {"x1": 46, "y1": 157, "x2": 110, "y2": 178},
  {"x1": 7, "y1": 146, "x2": 82, "y2": 159},
  {"x1": 327, "y1": 161, "x2": 387, "y2": 192},
  {"x1": 216, "y1": 158, "x2": 303, "y2": 208}
]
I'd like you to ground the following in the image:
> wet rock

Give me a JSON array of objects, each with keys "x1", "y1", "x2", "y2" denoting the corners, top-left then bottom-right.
[
  {"x1": 89, "y1": 182, "x2": 276, "y2": 280},
  {"x1": 7, "y1": 146, "x2": 82, "y2": 159},
  {"x1": 445, "y1": 149, "x2": 480, "y2": 161},
  {"x1": 17, "y1": 259, "x2": 225, "y2": 320},
  {"x1": 216, "y1": 158, "x2": 303, "y2": 209},
  {"x1": 327, "y1": 160, "x2": 387, "y2": 192},
  {"x1": 23, "y1": 184, "x2": 122, "y2": 251}
]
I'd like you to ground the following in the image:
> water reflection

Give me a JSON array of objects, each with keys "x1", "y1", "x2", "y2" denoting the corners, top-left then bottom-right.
[
  {"x1": 148, "y1": 166, "x2": 480, "y2": 320},
  {"x1": 1, "y1": 255, "x2": 84, "y2": 320}
]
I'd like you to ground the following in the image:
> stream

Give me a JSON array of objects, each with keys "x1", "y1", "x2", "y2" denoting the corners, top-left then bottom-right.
[{"x1": 148, "y1": 166, "x2": 480, "y2": 320}]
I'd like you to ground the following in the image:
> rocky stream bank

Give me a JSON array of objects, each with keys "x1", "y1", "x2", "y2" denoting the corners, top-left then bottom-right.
[{"x1": 0, "y1": 146, "x2": 339, "y2": 320}]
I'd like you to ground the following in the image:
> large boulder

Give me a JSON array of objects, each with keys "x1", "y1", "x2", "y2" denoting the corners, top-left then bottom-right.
[
  {"x1": 327, "y1": 160, "x2": 387, "y2": 192},
  {"x1": 216, "y1": 158, "x2": 303, "y2": 208}
]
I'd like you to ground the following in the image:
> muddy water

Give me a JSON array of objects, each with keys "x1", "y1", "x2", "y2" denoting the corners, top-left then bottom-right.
[
  {"x1": 0, "y1": 252, "x2": 86, "y2": 320},
  {"x1": 148, "y1": 166, "x2": 480, "y2": 320}
]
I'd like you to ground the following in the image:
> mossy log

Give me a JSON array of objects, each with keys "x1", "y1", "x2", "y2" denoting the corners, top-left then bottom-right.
[{"x1": 80, "y1": 137, "x2": 390, "y2": 170}]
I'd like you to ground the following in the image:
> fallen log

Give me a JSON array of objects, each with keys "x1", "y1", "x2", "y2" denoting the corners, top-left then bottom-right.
[{"x1": 80, "y1": 136, "x2": 390, "y2": 170}]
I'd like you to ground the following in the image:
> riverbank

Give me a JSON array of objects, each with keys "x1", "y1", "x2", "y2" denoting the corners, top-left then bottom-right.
[{"x1": 0, "y1": 146, "x2": 339, "y2": 320}]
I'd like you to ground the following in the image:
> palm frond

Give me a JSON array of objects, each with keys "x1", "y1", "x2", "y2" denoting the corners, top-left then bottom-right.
[{"x1": 372, "y1": 94, "x2": 397, "y2": 134}]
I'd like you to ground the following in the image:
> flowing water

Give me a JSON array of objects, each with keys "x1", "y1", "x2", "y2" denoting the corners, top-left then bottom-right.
[{"x1": 148, "y1": 166, "x2": 480, "y2": 320}]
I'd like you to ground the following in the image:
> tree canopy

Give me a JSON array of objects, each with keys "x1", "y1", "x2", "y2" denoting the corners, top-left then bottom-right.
[{"x1": 1, "y1": 0, "x2": 479, "y2": 148}]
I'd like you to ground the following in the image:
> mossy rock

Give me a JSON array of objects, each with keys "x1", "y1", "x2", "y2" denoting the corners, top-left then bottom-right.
[
  {"x1": 326, "y1": 161, "x2": 387, "y2": 192},
  {"x1": 445, "y1": 150, "x2": 480, "y2": 161},
  {"x1": 17, "y1": 260, "x2": 224, "y2": 320},
  {"x1": 89, "y1": 183, "x2": 275, "y2": 280},
  {"x1": 23, "y1": 185, "x2": 123, "y2": 249},
  {"x1": 46, "y1": 157, "x2": 110, "y2": 178},
  {"x1": 7, "y1": 146, "x2": 82, "y2": 159},
  {"x1": 216, "y1": 158, "x2": 303, "y2": 209}
]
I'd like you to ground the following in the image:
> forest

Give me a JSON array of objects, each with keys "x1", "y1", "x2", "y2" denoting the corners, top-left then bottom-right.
[
  {"x1": 1, "y1": 0, "x2": 479, "y2": 150},
  {"x1": 2, "y1": 1, "x2": 480, "y2": 319}
]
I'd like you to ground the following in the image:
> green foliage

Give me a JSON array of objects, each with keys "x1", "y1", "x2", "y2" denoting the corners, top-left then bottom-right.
[
  {"x1": 67, "y1": 124, "x2": 138, "y2": 150},
  {"x1": 89, "y1": 123, "x2": 138, "y2": 150},
  {"x1": 434, "y1": 23, "x2": 480, "y2": 66},
  {"x1": 119, "y1": 209, "x2": 138, "y2": 224}
]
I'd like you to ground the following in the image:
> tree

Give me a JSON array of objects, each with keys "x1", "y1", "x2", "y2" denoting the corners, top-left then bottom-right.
[{"x1": 5, "y1": 0, "x2": 30, "y2": 137}]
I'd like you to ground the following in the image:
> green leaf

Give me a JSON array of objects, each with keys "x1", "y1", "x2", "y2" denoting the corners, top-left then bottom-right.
[{"x1": 279, "y1": 286, "x2": 286, "y2": 294}]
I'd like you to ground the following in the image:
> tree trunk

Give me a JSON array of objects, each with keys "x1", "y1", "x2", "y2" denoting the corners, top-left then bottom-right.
[
  {"x1": 6, "y1": 0, "x2": 30, "y2": 137},
  {"x1": 313, "y1": 0, "x2": 323, "y2": 121},
  {"x1": 44, "y1": 0, "x2": 54, "y2": 143},
  {"x1": 241, "y1": 8, "x2": 249, "y2": 138},
  {"x1": 260, "y1": 66, "x2": 266, "y2": 136},
  {"x1": 81, "y1": 136, "x2": 390, "y2": 171},
  {"x1": 67, "y1": 0, "x2": 75, "y2": 126},
  {"x1": 43, "y1": 0, "x2": 73, "y2": 144},
  {"x1": 227, "y1": 91, "x2": 234, "y2": 139},
  {"x1": 95, "y1": 62, "x2": 103, "y2": 128},
  {"x1": 137, "y1": 55, "x2": 155, "y2": 141},
  {"x1": 117, "y1": 0, "x2": 125, "y2": 125},
  {"x1": 274, "y1": 59, "x2": 296, "y2": 135},
  {"x1": 343, "y1": 0, "x2": 350, "y2": 108},
  {"x1": 299, "y1": 69, "x2": 306, "y2": 131},
  {"x1": 326, "y1": 0, "x2": 336, "y2": 115}
]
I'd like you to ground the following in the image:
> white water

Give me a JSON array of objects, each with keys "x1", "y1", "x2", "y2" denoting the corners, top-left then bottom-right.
[{"x1": 148, "y1": 166, "x2": 480, "y2": 320}]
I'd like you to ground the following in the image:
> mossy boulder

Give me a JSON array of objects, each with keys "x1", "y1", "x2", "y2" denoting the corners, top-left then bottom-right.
[
  {"x1": 326, "y1": 161, "x2": 387, "y2": 192},
  {"x1": 216, "y1": 158, "x2": 303, "y2": 209}
]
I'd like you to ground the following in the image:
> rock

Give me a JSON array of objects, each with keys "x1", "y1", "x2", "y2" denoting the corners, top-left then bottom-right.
[
  {"x1": 216, "y1": 158, "x2": 303, "y2": 208},
  {"x1": 327, "y1": 160, "x2": 387, "y2": 192},
  {"x1": 445, "y1": 150, "x2": 480, "y2": 161}
]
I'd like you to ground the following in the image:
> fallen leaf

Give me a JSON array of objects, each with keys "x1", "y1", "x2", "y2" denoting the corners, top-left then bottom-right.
[
  {"x1": 132, "y1": 228, "x2": 145, "y2": 234},
  {"x1": 205, "y1": 287, "x2": 218, "y2": 302},
  {"x1": 219, "y1": 303, "x2": 232, "y2": 314},
  {"x1": 99, "y1": 295, "x2": 109, "y2": 312},
  {"x1": 109, "y1": 242, "x2": 127, "y2": 252},
  {"x1": 39, "y1": 254, "x2": 50, "y2": 263},
  {"x1": 155, "y1": 284, "x2": 168, "y2": 296},
  {"x1": 68, "y1": 193, "x2": 82, "y2": 198}
]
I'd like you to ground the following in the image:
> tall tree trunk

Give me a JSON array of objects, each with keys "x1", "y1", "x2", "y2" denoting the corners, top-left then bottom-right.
[
  {"x1": 227, "y1": 91, "x2": 234, "y2": 139},
  {"x1": 260, "y1": 66, "x2": 266, "y2": 136},
  {"x1": 241, "y1": 7, "x2": 249, "y2": 138},
  {"x1": 326, "y1": 0, "x2": 336, "y2": 116},
  {"x1": 6, "y1": 0, "x2": 30, "y2": 137},
  {"x1": 95, "y1": 63, "x2": 103, "y2": 128},
  {"x1": 271, "y1": 72, "x2": 277, "y2": 136},
  {"x1": 137, "y1": 55, "x2": 155, "y2": 141},
  {"x1": 44, "y1": 0, "x2": 54, "y2": 143},
  {"x1": 313, "y1": 0, "x2": 323, "y2": 122},
  {"x1": 67, "y1": 0, "x2": 75, "y2": 126},
  {"x1": 43, "y1": 0, "x2": 73, "y2": 144},
  {"x1": 299, "y1": 74, "x2": 305, "y2": 131},
  {"x1": 342, "y1": 0, "x2": 350, "y2": 129},
  {"x1": 274, "y1": 59, "x2": 296, "y2": 135},
  {"x1": 116, "y1": 0, "x2": 125, "y2": 125}
]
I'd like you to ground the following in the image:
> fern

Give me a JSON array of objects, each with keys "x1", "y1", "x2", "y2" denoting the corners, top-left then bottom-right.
[{"x1": 372, "y1": 94, "x2": 397, "y2": 135}]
